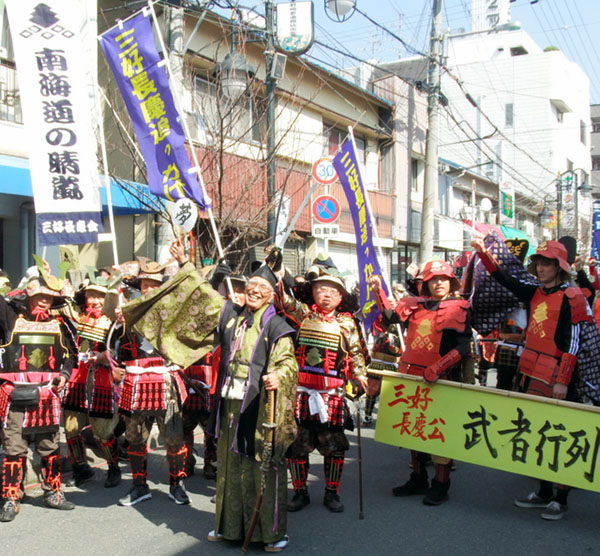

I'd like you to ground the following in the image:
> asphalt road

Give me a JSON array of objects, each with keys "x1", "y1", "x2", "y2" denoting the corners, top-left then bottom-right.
[{"x1": 2, "y1": 416, "x2": 599, "y2": 556}]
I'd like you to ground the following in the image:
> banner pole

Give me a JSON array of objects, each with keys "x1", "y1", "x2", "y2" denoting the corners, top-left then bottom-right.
[
  {"x1": 347, "y1": 125, "x2": 391, "y2": 288},
  {"x1": 97, "y1": 87, "x2": 119, "y2": 267},
  {"x1": 147, "y1": 1, "x2": 233, "y2": 298},
  {"x1": 276, "y1": 182, "x2": 319, "y2": 249}
]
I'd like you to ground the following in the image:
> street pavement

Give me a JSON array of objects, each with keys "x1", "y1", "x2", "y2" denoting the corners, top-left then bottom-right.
[{"x1": 1, "y1": 413, "x2": 600, "y2": 556}]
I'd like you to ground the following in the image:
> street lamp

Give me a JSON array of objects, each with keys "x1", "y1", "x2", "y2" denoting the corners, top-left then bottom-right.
[
  {"x1": 539, "y1": 204, "x2": 552, "y2": 225},
  {"x1": 324, "y1": 0, "x2": 356, "y2": 22},
  {"x1": 212, "y1": 51, "x2": 255, "y2": 102}
]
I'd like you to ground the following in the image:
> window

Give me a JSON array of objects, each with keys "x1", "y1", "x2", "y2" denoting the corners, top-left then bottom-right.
[
  {"x1": 411, "y1": 158, "x2": 419, "y2": 192},
  {"x1": 0, "y1": 8, "x2": 21, "y2": 123},
  {"x1": 438, "y1": 173, "x2": 449, "y2": 216},
  {"x1": 593, "y1": 121, "x2": 600, "y2": 133},
  {"x1": 510, "y1": 46, "x2": 528, "y2": 56},
  {"x1": 379, "y1": 141, "x2": 394, "y2": 193},
  {"x1": 410, "y1": 209, "x2": 421, "y2": 243},
  {"x1": 323, "y1": 124, "x2": 366, "y2": 165},
  {"x1": 354, "y1": 135, "x2": 366, "y2": 166},
  {"x1": 580, "y1": 120, "x2": 587, "y2": 145},
  {"x1": 324, "y1": 125, "x2": 344, "y2": 156},
  {"x1": 0, "y1": 8, "x2": 15, "y2": 62},
  {"x1": 592, "y1": 157, "x2": 600, "y2": 172},
  {"x1": 505, "y1": 103, "x2": 514, "y2": 127},
  {"x1": 193, "y1": 73, "x2": 265, "y2": 144}
]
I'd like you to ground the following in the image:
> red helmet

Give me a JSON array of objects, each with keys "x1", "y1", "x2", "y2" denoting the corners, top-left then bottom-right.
[
  {"x1": 528, "y1": 240, "x2": 570, "y2": 275},
  {"x1": 421, "y1": 260, "x2": 457, "y2": 282},
  {"x1": 420, "y1": 260, "x2": 461, "y2": 296}
]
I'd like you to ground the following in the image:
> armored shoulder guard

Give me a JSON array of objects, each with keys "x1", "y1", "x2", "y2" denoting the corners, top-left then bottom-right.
[
  {"x1": 436, "y1": 299, "x2": 469, "y2": 333},
  {"x1": 395, "y1": 297, "x2": 423, "y2": 323},
  {"x1": 565, "y1": 287, "x2": 592, "y2": 324}
]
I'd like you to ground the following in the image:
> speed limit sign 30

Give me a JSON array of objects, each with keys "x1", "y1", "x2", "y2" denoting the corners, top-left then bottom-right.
[{"x1": 312, "y1": 157, "x2": 338, "y2": 185}]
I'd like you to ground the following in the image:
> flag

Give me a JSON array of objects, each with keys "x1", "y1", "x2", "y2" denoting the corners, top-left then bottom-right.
[
  {"x1": 99, "y1": 11, "x2": 208, "y2": 210},
  {"x1": 5, "y1": 0, "x2": 103, "y2": 245}
]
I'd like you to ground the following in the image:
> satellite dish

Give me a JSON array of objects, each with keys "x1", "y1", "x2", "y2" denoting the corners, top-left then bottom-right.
[{"x1": 480, "y1": 197, "x2": 493, "y2": 212}]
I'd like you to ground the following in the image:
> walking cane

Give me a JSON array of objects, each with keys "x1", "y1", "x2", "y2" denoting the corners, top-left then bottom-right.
[
  {"x1": 242, "y1": 389, "x2": 276, "y2": 553},
  {"x1": 356, "y1": 398, "x2": 364, "y2": 519}
]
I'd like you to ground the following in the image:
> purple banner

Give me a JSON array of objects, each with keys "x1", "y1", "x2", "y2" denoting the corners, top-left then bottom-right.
[
  {"x1": 99, "y1": 12, "x2": 208, "y2": 209},
  {"x1": 333, "y1": 139, "x2": 387, "y2": 329},
  {"x1": 592, "y1": 200, "x2": 600, "y2": 260}
]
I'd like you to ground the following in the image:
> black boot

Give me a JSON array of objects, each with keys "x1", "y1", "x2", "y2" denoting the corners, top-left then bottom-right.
[
  {"x1": 323, "y1": 455, "x2": 345, "y2": 512},
  {"x1": 392, "y1": 472, "x2": 429, "y2": 496},
  {"x1": 71, "y1": 462, "x2": 95, "y2": 487},
  {"x1": 423, "y1": 479, "x2": 450, "y2": 505},
  {"x1": 323, "y1": 490, "x2": 344, "y2": 512},
  {"x1": 287, "y1": 489, "x2": 310, "y2": 512},
  {"x1": 104, "y1": 465, "x2": 121, "y2": 488},
  {"x1": 99, "y1": 436, "x2": 121, "y2": 488},
  {"x1": 287, "y1": 457, "x2": 310, "y2": 511}
]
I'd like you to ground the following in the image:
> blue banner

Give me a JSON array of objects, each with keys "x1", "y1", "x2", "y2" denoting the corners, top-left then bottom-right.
[
  {"x1": 333, "y1": 139, "x2": 387, "y2": 330},
  {"x1": 99, "y1": 12, "x2": 208, "y2": 209},
  {"x1": 592, "y1": 200, "x2": 600, "y2": 260}
]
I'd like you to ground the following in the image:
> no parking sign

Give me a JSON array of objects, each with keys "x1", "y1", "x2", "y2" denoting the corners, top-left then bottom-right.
[{"x1": 312, "y1": 195, "x2": 340, "y2": 237}]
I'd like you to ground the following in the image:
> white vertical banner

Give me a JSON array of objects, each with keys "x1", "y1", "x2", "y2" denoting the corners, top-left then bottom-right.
[{"x1": 5, "y1": 0, "x2": 103, "y2": 246}]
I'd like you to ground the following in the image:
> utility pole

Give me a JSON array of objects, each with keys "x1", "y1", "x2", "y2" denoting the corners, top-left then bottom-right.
[
  {"x1": 420, "y1": 0, "x2": 443, "y2": 264},
  {"x1": 265, "y1": 0, "x2": 276, "y2": 242}
]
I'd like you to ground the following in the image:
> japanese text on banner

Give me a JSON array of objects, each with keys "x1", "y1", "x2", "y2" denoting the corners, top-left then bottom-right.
[
  {"x1": 375, "y1": 374, "x2": 600, "y2": 493},
  {"x1": 99, "y1": 11, "x2": 208, "y2": 209},
  {"x1": 5, "y1": 0, "x2": 103, "y2": 245},
  {"x1": 333, "y1": 139, "x2": 387, "y2": 330}
]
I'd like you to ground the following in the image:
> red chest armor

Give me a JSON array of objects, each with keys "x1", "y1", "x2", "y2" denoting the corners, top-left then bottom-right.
[
  {"x1": 520, "y1": 288, "x2": 570, "y2": 389},
  {"x1": 524, "y1": 289, "x2": 563, "y2": 359},
  {"x1": 400, "y1": 306, "x2": 443, "y2": 375},
  {"x1": 398, "y1": 299, "x2": 468, "y2": 376}
]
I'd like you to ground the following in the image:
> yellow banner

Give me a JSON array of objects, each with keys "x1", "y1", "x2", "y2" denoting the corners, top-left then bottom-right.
[{"x1": 374, "y1": 372, "x2": 600, "y2": 493}]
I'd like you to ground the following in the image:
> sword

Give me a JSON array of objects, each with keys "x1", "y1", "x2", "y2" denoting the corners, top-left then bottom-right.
[
  {"x1": 241, "y1": 388, "x2": 276, "y2": 553},
  {"x1": 356, "y1": 397, "x2": 364, "y2": 520}
]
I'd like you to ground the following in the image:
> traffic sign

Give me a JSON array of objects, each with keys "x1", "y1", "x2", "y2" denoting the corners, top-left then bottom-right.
[
  {"x1": 312, "y1": 222, "x2": 339, "y2": 238},
  {"x1": 312, "y1": 195, "x2": 340, "y2": 224},
  {"x1": 312, "y1": 157, "x2": 338, "y2": 185}
]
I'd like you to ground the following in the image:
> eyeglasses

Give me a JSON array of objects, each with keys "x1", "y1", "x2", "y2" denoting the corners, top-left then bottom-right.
[
  {"x1": 313, "y1": 284, "x2": 342, "y2": 296},
  {"x1": 245, "y1": 279, "x2": 273, "y2": 295}
]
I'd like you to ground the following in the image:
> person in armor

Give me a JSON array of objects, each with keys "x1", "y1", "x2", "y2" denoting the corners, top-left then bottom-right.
[
  {"x1": 369, "y1": 260, "x2": 472, "y2": 506},
  {"x1": 115, "y1": 260, "x2": 190, "y2": 507},
  {"x1": 363, "y1": 315, "x2": 402, "y2": 425},
  {"x1": 0, "y1": 260, "x2": 77, "y2": 522},
  {"x1": 61, "y1": 269, "x2": 123, "y2": 488},
  {"x1": 471, "y1": 238, "x2": 591, "y2": 520},
  {"x1": 281, "y1": 253, "x2": 368, "y2": 514}
]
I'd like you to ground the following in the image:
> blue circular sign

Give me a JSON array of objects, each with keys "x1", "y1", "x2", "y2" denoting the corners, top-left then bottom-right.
[{"x1": 312, "y1": 195, "x2": 340, "y2": 224}]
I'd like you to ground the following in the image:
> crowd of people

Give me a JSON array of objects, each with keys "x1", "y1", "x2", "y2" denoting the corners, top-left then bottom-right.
[{"x1": 0, "y1": 231, "x2": 598, "y2": 551}]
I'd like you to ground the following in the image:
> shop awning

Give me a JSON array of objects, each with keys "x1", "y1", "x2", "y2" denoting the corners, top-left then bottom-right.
[
  {"x1": 0, "y1": 154, "x2": 154, "y2": 215},
  {"x1": 463, "y1": 220, "x2": 537, "y2": 258}
]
